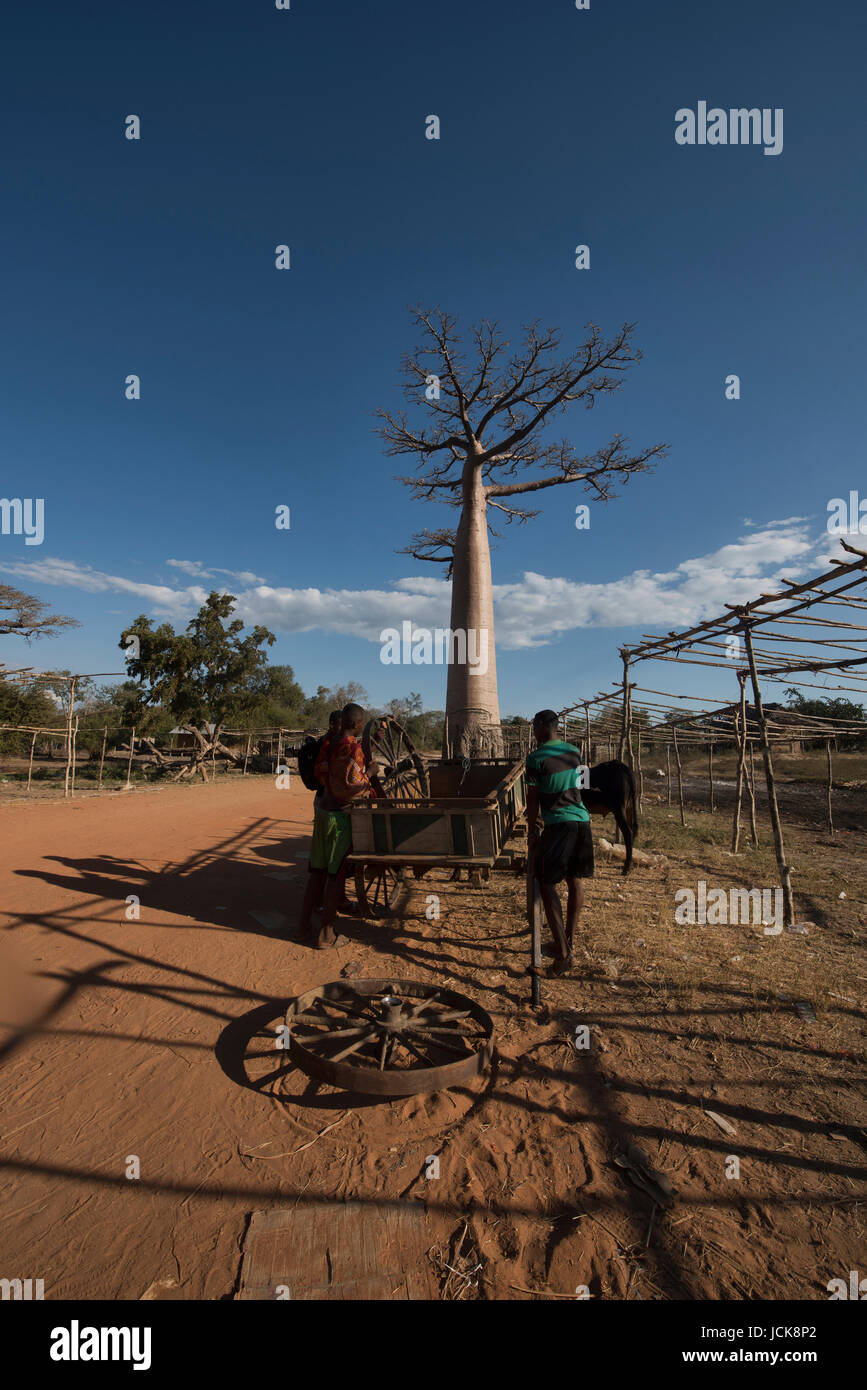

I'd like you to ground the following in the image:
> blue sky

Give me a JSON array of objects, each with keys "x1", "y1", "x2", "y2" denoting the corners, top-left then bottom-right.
[{"x1": 1, "y1": 0, "x2": 865, "y2": 715}]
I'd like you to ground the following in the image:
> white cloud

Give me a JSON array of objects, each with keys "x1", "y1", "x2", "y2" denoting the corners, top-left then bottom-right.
[
  {"x1": 0, "y1": 556, "x2": 207, "y2": 618},
  {"x1": 166, "y1": 559, "x2": 265, "y2": 584},
  {"x1": 0, "y1": 520, "x2": 847, "y2": 651}
]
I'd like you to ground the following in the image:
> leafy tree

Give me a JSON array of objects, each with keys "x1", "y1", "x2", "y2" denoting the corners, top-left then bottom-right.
[
  {"x1": 784, "y1": 687, "x2": 865, "y2": 749},
  {"x1": 0, "y1": 676, "x2": 59, "y2": 754},
  {"x1": 121, "y1": 593, "x2": 275, "y2": 730},
  {"x1": 384, "y1": 692, "x2": 423, "y2": 722},
  {"x1": 301, "y1": 681, "x2": 371, "y2": 728},
  {"x1": 37, "y1": 671, "x2": 95, "y2": 717},
  {"x1": 236, "y1": 664, "x2": 306, "y2": 727}
]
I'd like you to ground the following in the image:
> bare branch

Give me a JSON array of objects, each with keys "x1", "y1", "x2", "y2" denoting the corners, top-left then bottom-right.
[
  {"x1": 398, "y1": 527, "x2": 457, "y2": 578},
  {"x1": 486, "y1": 435, "x2": 668, "y2": 500}
]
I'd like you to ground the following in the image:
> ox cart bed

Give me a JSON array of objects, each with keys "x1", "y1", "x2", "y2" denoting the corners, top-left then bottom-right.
[
  {"x1": 344, "y1": 718, "x2": 544, "y2": 1003},
  {"x1": 346, "y1": 752, "x2": 527, "y2": 915}
]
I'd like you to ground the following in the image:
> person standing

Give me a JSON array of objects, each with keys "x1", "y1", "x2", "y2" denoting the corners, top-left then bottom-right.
[
  {"x1": 525, "y1": 709, "x2": 593, "y2": 975},
  {"x1": 297, "y1": 703, "x2": 375, "y2": 948}
]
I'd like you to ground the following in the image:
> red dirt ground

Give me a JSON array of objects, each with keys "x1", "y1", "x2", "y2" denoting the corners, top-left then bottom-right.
[{"x1": 1, "y1": 777, "x2": 864, "y2": 1301}]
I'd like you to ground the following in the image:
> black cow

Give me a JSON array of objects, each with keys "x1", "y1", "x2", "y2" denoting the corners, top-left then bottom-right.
[{"x1": 582, "y1": 760, "x2": 639, "y2": 874}]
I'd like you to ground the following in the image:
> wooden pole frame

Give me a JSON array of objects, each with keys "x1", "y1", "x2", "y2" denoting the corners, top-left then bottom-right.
[
  {"x1": 673, "y1": 726, "x2": 685, "y2": 826},
  {"x1": 27, "y1": 731, "x2": 36, "y2": 794},
  {"x1": 742, "y1": 621, "x2": 795, "y2": 927},
  {"x1": 63, "y1": 676, "x2": 76, "y2": 800},
  {"x1": 98, "y1": 725, "x2": 108, "y2": 791}
]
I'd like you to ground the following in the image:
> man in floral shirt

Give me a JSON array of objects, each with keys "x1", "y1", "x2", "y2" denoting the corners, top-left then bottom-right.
[{"x1": 298, "y1": 703, "x2": 375, "y2": 948}]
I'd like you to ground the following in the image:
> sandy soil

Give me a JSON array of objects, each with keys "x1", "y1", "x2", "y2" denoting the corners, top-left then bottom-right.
[{"x1": 0, "y1": 777, "x2": 864, "y2": 1300}]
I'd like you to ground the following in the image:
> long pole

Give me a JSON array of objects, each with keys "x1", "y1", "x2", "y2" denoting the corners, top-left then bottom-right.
[
  {"x1": 708, "y1": 741, "x2": 715, "y2": 813},
  {"x1": 619, "y1": 655, "x2": 629, "y2": 762},
  {"x1": 126, "y1": 725, "x2": 136, "y2": 789},
  {"x1": 731, "y1": 679, "x2": 747, "y2": 853},
  {"x1": 673, "y1": 726, "x2": 685, "y2": 826},
  {"x1": 98, "y1": 726, "x2": 108, "y2": 790},
  {"x1": 27, "y1": 731, "x2": 36, "y2": 794},
  {"x1": 63, "y1": 676, "x2": 76, "y2": 800},
  {"x1": 742, "y1": 621, "x2": 794, "y2": 927},
  {"x1": 826, "y1": 738, "x2": 835, "y2": 835},
  {"x1": 747, "y1": 743, "x2": 758, "y2": 846},
  {"x1": 527, "y1": 851, "x2": 543, "y2": 1007}
]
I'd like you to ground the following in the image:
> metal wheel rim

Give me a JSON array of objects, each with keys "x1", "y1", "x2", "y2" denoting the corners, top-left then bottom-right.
[{"x1": 285, "y1": 979, "x2": 494, "y2": 1096}]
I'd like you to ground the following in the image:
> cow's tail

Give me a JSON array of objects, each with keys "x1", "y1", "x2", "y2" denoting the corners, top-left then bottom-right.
[{"x1": 616, "y1": 764, "x2": 639, "y2": 876}]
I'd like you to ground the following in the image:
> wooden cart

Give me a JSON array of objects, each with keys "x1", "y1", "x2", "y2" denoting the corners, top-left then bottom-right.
[
  {"x1": 348, "y1": 718, "x2": 543, "y2": 1002},
  {"x1": 346, "y1": 755, "x2": 528, "y2": 916}
]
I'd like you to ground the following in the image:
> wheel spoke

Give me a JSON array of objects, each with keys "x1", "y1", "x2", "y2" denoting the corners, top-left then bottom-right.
[
  {"x1": 330, "y1": 1028, "x2": 379, "y2": 1062},
  {"x1": 414, "y1": 1007, "x2": 471, "y2": 1024},
  {"x1": 407, "y1": 992, "x2": 441, "y2": 1018},
  {"x1": 397, "y1": 1033, "x2": 437, "y2": 1067},
  {"x1": 315, "y1": 995, "x2": 375, "y2": 1023},
  {"x1": 295, "y1": 1024, "x2": 371, "y2": 1045},
  {"x1": 404, "y1": 1027, "x2": 472, "y2": 1056}
]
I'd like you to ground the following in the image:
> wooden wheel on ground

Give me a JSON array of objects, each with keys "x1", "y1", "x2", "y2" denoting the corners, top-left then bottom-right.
[
  {"x1": 362, "y1": 717, "x2": 429, "y2": 801},
  {"x1": 285, "y1": 979, "x2": 494, "y2": 1096},
  {"x1": 354, "y1": 862, "x2": 408, "y2": 919}
]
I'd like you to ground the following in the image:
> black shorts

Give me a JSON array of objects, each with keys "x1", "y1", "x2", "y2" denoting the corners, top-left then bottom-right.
[{"x1": 535, "y1": 821, "x2": 594, "y2": 885}]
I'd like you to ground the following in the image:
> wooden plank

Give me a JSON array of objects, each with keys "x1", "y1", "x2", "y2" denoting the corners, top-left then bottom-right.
[
  {"x1": 345, "y1": 854, "x2": 498, "y2": 867},
  {"x1": 235, "y1": 1201, "x2": 439, "y2": 1300}
]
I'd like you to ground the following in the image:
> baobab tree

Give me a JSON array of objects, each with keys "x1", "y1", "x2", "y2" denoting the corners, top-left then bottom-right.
[{"x1": 376, "y1": 308, "x2": 667, "y2": 755}]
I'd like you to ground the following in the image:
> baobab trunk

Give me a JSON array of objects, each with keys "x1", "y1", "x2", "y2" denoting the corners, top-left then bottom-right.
[{"x1": 444, "y1": 469, "x2": 503, "y2": 757}]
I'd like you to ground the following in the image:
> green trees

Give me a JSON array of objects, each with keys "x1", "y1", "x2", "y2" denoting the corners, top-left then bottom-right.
[{"x1": 121, "y1": 592, "x2": 275, "y2": 731}]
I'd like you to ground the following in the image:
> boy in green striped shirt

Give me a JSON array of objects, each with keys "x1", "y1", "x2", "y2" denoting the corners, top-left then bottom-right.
[{"x1": 525, "y1": 709, "x2": 593, "y2": 975}]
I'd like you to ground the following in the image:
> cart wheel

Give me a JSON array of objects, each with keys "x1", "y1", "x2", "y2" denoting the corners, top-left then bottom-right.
[
  {"x1": 354, "y1": 863, "x2": 408, "y2": 919},
  {"x1": 362, "y1": 717, "x2": 429, "y2": 801}
]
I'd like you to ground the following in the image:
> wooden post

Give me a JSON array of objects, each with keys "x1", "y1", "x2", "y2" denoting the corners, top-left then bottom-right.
[
  {"x1": 527, "y1": 851, "x2": 543, "y2": 1007},
  {"x1": 618, "y1": 655, "x2": 630, "y2": 762},
  {"x1": 63, "y1": 676, "x2": 76, "y2": 800},
  {"x1": 826, "y1": 738, "x2": 835, "y2": 835},
  {"x1": 126, "y1": 725, "x2": 136, "y2": 789},
  {"x1": 747, "y1": 742, "x2": 758, "y2": 846},
  {"x1": 673, "y1": 726, "x2": 685, "y2": 826},
  {"x1": 731, "y1": 682, "x2": 747, "y2": 853},
  {"x1": 27, "y1": 731, "x2": 36, "y2": 793},
  {"x1": 70, "y1": 717, "x2": 79, "y2": 795},
  {"x1": 98, "y1": 726, "x2": 108, "y2": 790},
  {"x1": 666, "y1": 744, "x2": 672, "y2": 806},
  {"x1": 626, "y1": 685, "x2": 635, "y2": 770},
  {"x1": 584, "y1": 703, "x2": 591, "y2": 767},
  {"x1": 708, "y1": 741, "x2": 715, "y2": 813},
  {"x1": 276, "y1": 728, "x2": 284, "y2": 777},
  {"x1": 742, "y1": 621, "x2": 794, "y2": 927},
  {"x1": 243, "y1": 733, "x2": 252, "y2": 776},
  {"x1": 636, "y1": 726, "x2": 644, "y2": 813}
]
